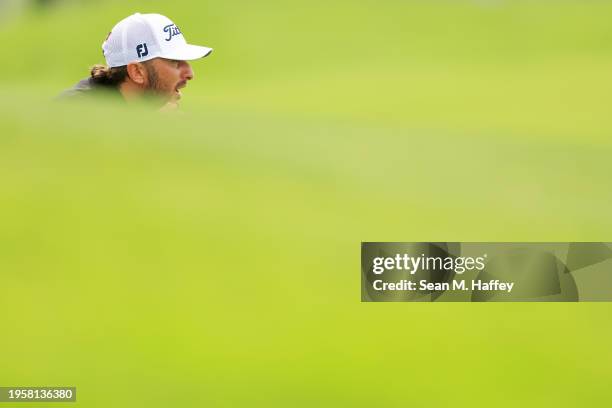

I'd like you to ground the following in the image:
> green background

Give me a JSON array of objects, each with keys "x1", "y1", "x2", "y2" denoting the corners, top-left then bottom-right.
[{"x1": 1, "y1": 0, "x2": 611, "y2": 406}]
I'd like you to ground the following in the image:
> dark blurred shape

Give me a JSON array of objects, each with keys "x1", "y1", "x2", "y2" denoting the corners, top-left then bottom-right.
[
  {"x1": 471, "y1": 248, "x2": 578, "y2": 302},
  {"x1": 565, "y1": 243, "x2": 612, "y2": 272},
  {"x1": 34, "y1": 0, "x2": 59, "y2": 7}
]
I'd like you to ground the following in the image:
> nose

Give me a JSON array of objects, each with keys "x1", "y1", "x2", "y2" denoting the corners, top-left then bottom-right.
[{"x1": 180, "y1": 61, "x2": 194, "y2": 81}]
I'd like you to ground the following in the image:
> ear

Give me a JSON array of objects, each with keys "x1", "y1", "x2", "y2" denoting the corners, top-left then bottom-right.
[{"x1": 126, "y1": 62, "x2": 147, "y2": 85}]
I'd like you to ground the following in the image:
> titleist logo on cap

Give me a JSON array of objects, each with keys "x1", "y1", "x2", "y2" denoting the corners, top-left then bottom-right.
[{"x1": 163, "y1": 24, "x2": 182, "y2": 41}]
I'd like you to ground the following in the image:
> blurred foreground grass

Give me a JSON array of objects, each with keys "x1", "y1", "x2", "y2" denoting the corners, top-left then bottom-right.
[{"x1": 1, "y1": 1, "x2": 612, "y2": 407}]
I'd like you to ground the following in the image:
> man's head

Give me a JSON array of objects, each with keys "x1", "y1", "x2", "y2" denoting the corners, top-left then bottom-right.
[{"x1": 97, "y1": 13, "x2": 212, "y2": 106}]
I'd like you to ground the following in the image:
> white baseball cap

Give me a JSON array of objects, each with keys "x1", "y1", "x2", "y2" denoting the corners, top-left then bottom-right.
[{"x1": 102, "y1": 13, "x2": 213, "y2": 68}]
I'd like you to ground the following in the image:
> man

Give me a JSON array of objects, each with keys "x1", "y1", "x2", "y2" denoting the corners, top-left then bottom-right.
[{"x1": 60, "y1": 12, "x2": 213, "y2": 109}]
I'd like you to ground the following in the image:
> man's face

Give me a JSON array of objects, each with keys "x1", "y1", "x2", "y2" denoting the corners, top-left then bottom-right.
[{"x1": 143, "y1": 58, "x2": 194, "y2": 103}]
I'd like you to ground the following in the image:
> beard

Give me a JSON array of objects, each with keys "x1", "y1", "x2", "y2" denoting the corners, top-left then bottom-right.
[{"x1": 143, "y1": 63, "x2": 173, "y2": 104}]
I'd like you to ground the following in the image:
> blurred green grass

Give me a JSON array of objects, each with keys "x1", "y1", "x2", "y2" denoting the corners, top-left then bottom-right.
[{"x1": 1, "y1": 1, "x2": 612, "y2": 407}]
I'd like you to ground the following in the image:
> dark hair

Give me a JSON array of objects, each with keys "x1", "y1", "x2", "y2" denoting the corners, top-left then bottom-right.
[{"x1": 90, "y1": 64, "x2": 128, "y2": 86}]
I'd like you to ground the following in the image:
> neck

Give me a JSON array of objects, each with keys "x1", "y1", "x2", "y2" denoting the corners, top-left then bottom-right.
[
  {"x1": 118, "y1": 80, "x2": 168, "y2": 108},
  {"x1": 118, "y1": 80, "x2": 145, "y2": 102}
]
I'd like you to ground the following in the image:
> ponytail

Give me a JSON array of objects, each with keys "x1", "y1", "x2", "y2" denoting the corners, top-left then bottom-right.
[{"x1": 90, "y1": 64, "x2": 128, "y2": 86}]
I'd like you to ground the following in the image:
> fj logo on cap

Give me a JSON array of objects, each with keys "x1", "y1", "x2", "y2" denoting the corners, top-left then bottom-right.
[
  {"x1": 136, "y1": 43, "x2": 149, "y2": 58},
  {"x1": 163, "y1": 24, "x2": 182, "y2": 41}
]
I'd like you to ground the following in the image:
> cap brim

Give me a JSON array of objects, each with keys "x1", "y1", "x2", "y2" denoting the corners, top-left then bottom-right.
[{"x1": 162, "y1": 44, "x2": 213, "y2": 61}]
